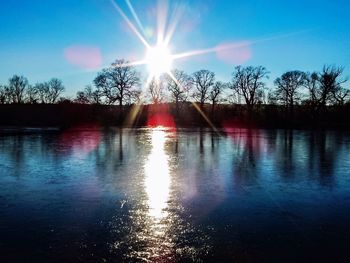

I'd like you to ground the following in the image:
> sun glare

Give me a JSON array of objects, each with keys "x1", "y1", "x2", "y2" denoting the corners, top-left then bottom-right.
[
  {"x1": 145, "y1": 43, "x2": 173, "y2": 77},
  {"x1": 111, "y1": 0, "x2": 225, "y2": 129},
  {"x1": 144, "y1": 129, "x2": 170, "y2": 219}
]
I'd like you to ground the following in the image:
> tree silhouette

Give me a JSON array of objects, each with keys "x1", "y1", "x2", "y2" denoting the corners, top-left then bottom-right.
[
  {"x1": 231, "y1": 66, "x2": 268, "y2": 112},
  {"x1": 274, "y1": 70, "x2": 307, "y2": 115},
  {"x1": 0, "y1": 85, "x2": 7, "y2": 104},
  {"x1": 46, "y1": 78, "x2": 65, "y2": 103},
  {"x1": 75, "y1": 85, "x2": 101, "y2": 104},
  {"x1": 93, "y1": 70, "x2": 110, "y2": 104},
  {"x1": 26, "y1": 85, "x2": 39, "y2": 104},
  {"x1": 94, "y1": 59, "x2": 140, "y2": 109},
  {"x1": 304, "y1": 72, "x2": 319, "y2": 106},
  {"x1": 210, "y1": 81, "x2": 227, "y2": 116},
  {"x1": 191, "y1": 70, "x2": 215, "y2": 109},
  {"x1": 148, "y1": 77, "x2": 165, "y2": 104},
  {"x1": 33, "y1": 82, "x2": 50, "y2": 104},
  {"x1": 75, "y1": 90, "x2": 90, "y2": 104},
  {"x1": 166, "y1": 69, "x2": 191, "y2": 114},
  {"x1": 333, "y1": 87, "x2": 349, "y2": 105},
  {"x1": 126, "y1": 89, "x2": 142, "y2": 105},
  {"x1": 2, "y1": 62, "x2": 350, "y2": 129},
  {"x1": 318, "y1": 65, "x2": 347, "y2": 107},
  {"x1": 7, "y1": 75, "x2": 29, "y2": 104}
]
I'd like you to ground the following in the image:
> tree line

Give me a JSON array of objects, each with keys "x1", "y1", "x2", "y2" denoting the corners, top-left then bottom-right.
[
  {"x1": 1, "y1": 59, "x2": 349, "y2": 118},
  {"x1": 0, "y1": 75, "x2": 65, "y2": 104}
]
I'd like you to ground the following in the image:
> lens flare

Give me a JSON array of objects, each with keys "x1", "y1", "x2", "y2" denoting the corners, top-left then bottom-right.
[
  {"x1": 145, "y1": 43, "x2": 173, "y2": 77},
  {"x1": 109, "y1": 0, "x2": 220, "y2": 129},
  {"x1": 144, "y1": 129, "x2": 171, "y2": 219}
]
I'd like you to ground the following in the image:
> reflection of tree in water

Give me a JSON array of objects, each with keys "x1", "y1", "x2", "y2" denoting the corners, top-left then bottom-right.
[
  {"x1": 199, "y1": 128, "x2": 204, "y2": 155},
  {"x1": 105, "y1": 130, "x2": 211, "y2": 262},
  {"x1": 280, "y1": 129, "x2": 295, "y2": 177},
  {"x1": 92, "y1": 129, "x2": 142, "y2": 175},
  {"x1": 307, "y1": 131, "x2": 340, "y2": 186},
  {"x1": 118, "y1": 128, "x2": 123, "y2": 161},
  {"x1": 93, "y1": 130, "x2": 121, "y2": 171},
  {"x1": 269, "y1": 129, "x2": 341, "y2": 186},
  {"x1": 0, "y1": 134, "x2": 59, "y2": 176},
  {"x1": 229, "y1": 129, "x2": 265, "y2": 186},
  {"x1": 318, "y1": 132, "x2": 335, "y2": 181},
  {"x1": 210, "y1": 130, "x2": 222, "y2": 154},
  {"x1": 3, "y1": 136, "x2": 25, "y2": 173}
]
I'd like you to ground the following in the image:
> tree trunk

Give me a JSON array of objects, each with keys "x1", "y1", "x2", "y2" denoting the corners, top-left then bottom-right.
[
  {"x1": 211, "y1": 102, "x2": 215, "y2": 119},
  {"x1": 119, "y1": 97, "x2": 123, "y2": 123},
  {"x1": 175, "y1": 98, "x2": 179, "y2": 118}
]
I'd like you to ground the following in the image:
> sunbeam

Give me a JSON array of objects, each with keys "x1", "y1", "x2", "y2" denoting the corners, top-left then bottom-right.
[
  {"x1": 163, "y1": 5, "x2": 183, "y2": 46},
  {"x1": 124, "y1": 74, "x2": 154, "y2": 127},
  {"x1": 167, "y1": 71, "x2": 219, "y2": 132},
  {"x1": 109, "y1": 0, "x2": 150, "y2": 48},
  {"x1": 111, "y1": 0, "x2": 293, "y2": 129},
  {"x1": 125, "y1": 0, "x2": 147, "y2": 37}
]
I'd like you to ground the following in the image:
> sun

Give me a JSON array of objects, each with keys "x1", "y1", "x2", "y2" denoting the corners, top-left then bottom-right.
[{"x1": 145, "y1": 42, "x2": 173, "y2": 77}]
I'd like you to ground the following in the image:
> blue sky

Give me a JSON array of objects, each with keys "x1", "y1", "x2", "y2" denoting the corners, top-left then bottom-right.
[{"x1": 1, "y1": 0, "x2": 349, "y2": 96}]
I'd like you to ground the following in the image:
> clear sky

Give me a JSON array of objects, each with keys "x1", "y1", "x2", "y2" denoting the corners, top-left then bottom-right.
[{"x1": 1, "y1": 0, "x2": 349, "y2": 96}]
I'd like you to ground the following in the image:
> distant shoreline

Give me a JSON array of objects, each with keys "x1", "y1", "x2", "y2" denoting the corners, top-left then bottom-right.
[{"x1": 1, "y1": 103, "x2": 350, "y2": 131}]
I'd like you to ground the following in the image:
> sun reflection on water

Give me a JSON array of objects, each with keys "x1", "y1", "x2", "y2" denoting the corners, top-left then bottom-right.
[
  {"x1": 108, "y1": 129, "x2": 211, "y2": 261},
  {"x1": 144, "y1": 129, "x2": 171, "y2": 219}
]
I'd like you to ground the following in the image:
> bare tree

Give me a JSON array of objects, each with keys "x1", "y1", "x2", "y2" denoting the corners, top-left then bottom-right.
[
  {"x1": 304, "y1": 72, "x2": 319, "y2": 107},
  {"x1": 318, "y1": 65, "x2": 347, "y2": 107},
  {"x1": 333, "y1": 87, "x2": 349, "y2": 105},
  {"x1": 75, "y1": 90, "x2": 90, "y2": 104},
  {"x1": 94, "y1": 59, "x2": 140, "y2": 109},
  {"x1": 304, "y1": 67, "x2": 348, "y2": 108},
  {"x1": 30, "y1": 80, "x2": 64, "y2": 104},
  {"x1": 191, "y1": 70, "x2": 215, "y2": 109},
  {"x1": 210, "y1": 81, "x2": 227, "y2": 116},
  {"x1": 166, "y1": 69, "x2": 191, "y2": 114},
  {"x1": 94, "y1": 69, "x2": 113, "y2": 105},
  {"x1": 75, "y1": 85, "x2": 101, "y2": 104},
  {"x1": 34, "y1": 82, "x2": 50, "y2": 104},
  {"x1": 274, "y1": 70, "x2": 307, "y2": 114},
  {"x1": 7, "y1": 75, "x2": 29, "y2": 103},
  {"x1": 0, "y1": 85, "x2": 7, "y2": 104},
  {"x1": 47, "y1": 78, "x2": 65, "y2": 103},
  {"x1": 127, "y1": 89, "x2": 142, "y2": 105},
  {"x1": 26, "y1": 85, "x2": 39, "y2": 104},
  {"x1": 148, "y1": 77, "x2": 165, "y2": 104},
  {"x1": 231, "y1": 66, "x2": 268, "y2": 112}
]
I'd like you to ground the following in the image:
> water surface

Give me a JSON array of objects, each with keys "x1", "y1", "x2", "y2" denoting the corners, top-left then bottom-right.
[{"x1": 1, "y1": 128, "x2": 350, "y2": 262}]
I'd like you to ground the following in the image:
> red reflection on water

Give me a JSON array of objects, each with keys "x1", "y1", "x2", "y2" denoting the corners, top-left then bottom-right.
[
  {"x1": 147, "y1": 104, "x2": 176, "y2": 131},
  {"x1": 59, "y1": 124, "x2": 101, "y2": 157},
  {"x1": 221, "y1": 119, "x2": 246, "y2": 129},
  {"x1": 222, "y1": 120, "x2": 267, "y2": 154},
  {"x1": 64, "y1": 45, "x2": 102, "y2": 69}
]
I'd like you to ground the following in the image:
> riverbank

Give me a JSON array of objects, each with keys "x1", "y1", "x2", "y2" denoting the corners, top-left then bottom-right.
[{"x1": 1, "y1": 103, "x2": 350, "y2": 130}]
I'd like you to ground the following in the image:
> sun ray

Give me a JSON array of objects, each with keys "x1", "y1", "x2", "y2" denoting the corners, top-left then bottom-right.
[
  {"x1": 171, "y1": 42, "x2": 250, "y2": 61},
  {"x1": 171, "y1": 30, "x2": 312, "y2": 61},
  {"x1": 125, "y1": 0, "x2": 147, "y2": 37},
  {"x1": 124, "y1": 74, "x2": 154, "y2": 127},
  {"x1": 111, "y1": 2, "x2": 312, "y2": 133},
  {"x1": 111, "y1": 59, "x2": 148, "y2": 68},
  {"x1": 167, "y1": 71, "x2": 219, "y2": 133},
  {"x1": 109, "y1": 0, "x2": 150, "y2": 48},
  {"x1": 163, "y1": 5, "x2": 183, "y2": 46},
  {"x1": 156, "y1": 0, "x2": 168, "y2": 45}
]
